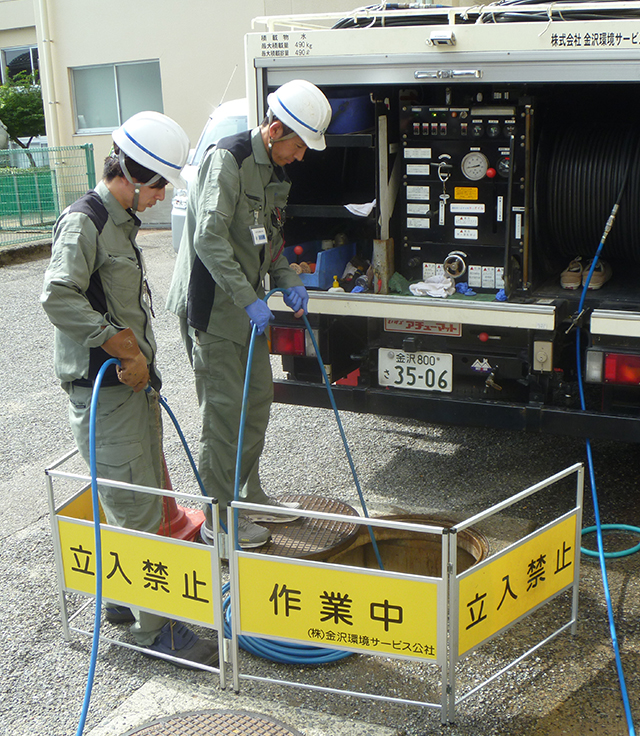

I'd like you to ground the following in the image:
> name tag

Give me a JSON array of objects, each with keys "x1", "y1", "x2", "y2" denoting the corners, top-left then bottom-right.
[{"x1": 251, "y1": 227, "x2": 268, "y2": 246}]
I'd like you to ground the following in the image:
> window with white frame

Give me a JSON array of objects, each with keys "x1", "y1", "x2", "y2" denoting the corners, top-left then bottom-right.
[
  {"x1": 1, "y1": 45, "x2": 39, "y2": 83},
  {"x1": 71, "y1": 60, "x2": 163, "y2": 133}
]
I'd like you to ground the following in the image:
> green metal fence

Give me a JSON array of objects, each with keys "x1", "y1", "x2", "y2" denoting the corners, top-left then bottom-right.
[{"x1": 0, "y1": 144, "x2": 96, "y2": 248}]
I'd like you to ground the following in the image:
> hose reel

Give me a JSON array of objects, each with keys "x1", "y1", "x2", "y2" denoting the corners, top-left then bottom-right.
[{"x1": 536, "y1": 123, "x2": 640, "y2": 262}]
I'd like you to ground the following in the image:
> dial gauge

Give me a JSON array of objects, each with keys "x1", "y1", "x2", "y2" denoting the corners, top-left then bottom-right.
[
  {"x1": 497, "y1": 156, "x2": 511, "y2": 178},
  {"x1": 461, "y1": 151, "x2": 489, "y2": 181}
]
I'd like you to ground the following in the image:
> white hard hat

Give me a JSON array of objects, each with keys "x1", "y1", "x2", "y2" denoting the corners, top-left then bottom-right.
[
  {"x1": 267, "y1": 80, "x2": 332, "y2": 151},
  {"x1": 112, "y1": 111, "x2": 190, "y2": 188}
]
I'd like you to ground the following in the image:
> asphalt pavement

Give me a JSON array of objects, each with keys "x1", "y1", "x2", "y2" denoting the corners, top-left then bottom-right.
[{"x1": 1, "y1": 229, "x2": 640, "y2": 736}]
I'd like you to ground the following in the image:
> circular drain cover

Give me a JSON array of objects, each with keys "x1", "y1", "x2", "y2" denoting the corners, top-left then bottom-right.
[
  {"x1": 122, "y1": 709, "x2": 304, "y2": 735},
  {"x1": 257, "y1": 493, "x2": 359, "y2": 560}
]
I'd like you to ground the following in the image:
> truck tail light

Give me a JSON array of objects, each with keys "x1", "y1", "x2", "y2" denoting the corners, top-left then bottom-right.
[
  {"x1": 270, "y1": 326, "x2": 306, "y2": 356},
  {"x1": 603, "y1": 353, "x2": 640, "y2": 385}
]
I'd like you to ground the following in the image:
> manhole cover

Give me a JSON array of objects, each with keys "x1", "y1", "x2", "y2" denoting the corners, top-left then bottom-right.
[
  {"x1": 122, "y1": 709, "x2": 304, "y2": 735},
  {"x1": 256, "y1": 493, "x2": 359, "y2": 560}
]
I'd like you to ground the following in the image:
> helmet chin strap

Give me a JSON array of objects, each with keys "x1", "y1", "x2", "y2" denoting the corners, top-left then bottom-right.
[
  {"x1": 266, "y1": 110, "x2": 296, "y2": 160},
  {"x1": 132, "y1": 184, "x2": 141, "y2": 212},
  {"x1": 267, "y1": 109, "x2": 275, "y2": 155},
  {"x1": 117, "y1": 149, "x2": 160, "y2": 211}
]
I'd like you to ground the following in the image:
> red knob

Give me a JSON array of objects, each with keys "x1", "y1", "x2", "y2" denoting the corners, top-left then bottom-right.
[
  {"x1": 486, "y1": 168, "x2": 497, "y2": 179},
  {"x1": 293, "y1": 245, "x2": 304, "y2": 256},
  {"x1": 478, "y1": 332, "x2": 489, "y2": 342}
]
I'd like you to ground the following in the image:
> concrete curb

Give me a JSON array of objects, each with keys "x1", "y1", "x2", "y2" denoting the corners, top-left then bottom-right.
[
  {"x1": 0, "y1": 224, "x2": 167, "y2": 267},
  {"x1": 0, "y1": 240, "x2": 51, "y2": 266}
]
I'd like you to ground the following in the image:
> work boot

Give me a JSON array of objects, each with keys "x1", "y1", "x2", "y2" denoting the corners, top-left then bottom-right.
[
  {"x1": 104, "y1": 605, "x2": 135, "y2": 624},
  {"x1": 145, "y1": 621, "x2": 218, "y2": 669},
  {"x1": 243, "y1": 498, "x2": 302, "y2": 524}
]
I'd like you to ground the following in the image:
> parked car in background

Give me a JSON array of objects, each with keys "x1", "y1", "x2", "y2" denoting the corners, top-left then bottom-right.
[{"x1": 171, "y1": 98, "x2": 248, "y2": 252}]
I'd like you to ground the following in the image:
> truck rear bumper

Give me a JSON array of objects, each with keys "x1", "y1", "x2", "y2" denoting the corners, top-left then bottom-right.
[{"x1": 273, "y1": 380, "x2": 640, "y2": 443}]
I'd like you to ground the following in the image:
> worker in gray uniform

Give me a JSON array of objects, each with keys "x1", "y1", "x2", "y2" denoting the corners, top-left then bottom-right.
[
  {"x1": 41, "y1": 111, "x2": 218, "y2": 669},
  {"x1": 166, "y1": 80, "x2": 332, "y2": 548}
]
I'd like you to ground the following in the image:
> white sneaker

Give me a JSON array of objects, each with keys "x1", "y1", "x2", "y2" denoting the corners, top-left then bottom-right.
[
  {"x1": 560, "y1": 256, "x2": 583, "y2": 289},
  {"x1": 200, "y1": 514, "x2": 271, "y2": 549},
  {"x1": 243, "y1": 499, "x2": 302, "y2": 524},
  {"x1": 583, "y1": 258, "x2": 612, "y2": 290},
  {"x1": 236, "y1": 516, "x2": 271, "y2": 548}
]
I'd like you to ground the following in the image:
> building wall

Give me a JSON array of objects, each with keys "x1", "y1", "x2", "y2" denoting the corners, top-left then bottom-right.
[
  {"x1": 0, "y1": 0, "x2": 35, "y2": 32},
  {"x1": 0, "y1": 25, "x2": 36, "y2": 47}
]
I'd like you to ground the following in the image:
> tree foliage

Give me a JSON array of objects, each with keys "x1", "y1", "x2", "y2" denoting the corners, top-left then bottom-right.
[{"x1": 0, "y1": 71, "x2": 46, "y2": 150}]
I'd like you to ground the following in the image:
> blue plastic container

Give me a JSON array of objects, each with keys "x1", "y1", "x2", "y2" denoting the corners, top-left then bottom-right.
[
  {"x1": 284, "y1": 241, "x2": 356, "y2": 290},
  {"x1": 327, "y1": 95, "x2": 374, "y2": 134}
]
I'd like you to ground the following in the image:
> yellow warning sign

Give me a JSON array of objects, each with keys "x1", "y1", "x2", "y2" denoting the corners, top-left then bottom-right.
[
  {"x1": 58, "y1": 518, "x2": 216, "y2": 625},
  {"x1": 457, "y1": 513, "x2": 577, "y2": 656},
  {"x1": 58, "y1": 487, "x2": 105, "y2": 523},
  {"x1": 237, "y1": 555, "x2": 440, "y2": 661},
  {"x1": 454, "y1": 187, "x2": 479, "y2": 201}
]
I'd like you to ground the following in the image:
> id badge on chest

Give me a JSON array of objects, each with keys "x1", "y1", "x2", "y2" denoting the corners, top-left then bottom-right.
[{"x1": 250, "y1": 226, "x2": 268, "y2": 247}]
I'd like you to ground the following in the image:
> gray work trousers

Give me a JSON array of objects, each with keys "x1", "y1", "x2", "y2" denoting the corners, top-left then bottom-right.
[
  {"x1": 183, "y1": 322, "x2": 272, "y2": 513},
  {"x1": 64, "y1": 382, "x2": 168, "y2": 646}
]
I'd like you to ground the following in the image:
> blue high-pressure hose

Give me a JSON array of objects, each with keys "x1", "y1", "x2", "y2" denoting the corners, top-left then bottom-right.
[
  {"x1": 234, "y1": 288, "x2": 384, "y2": 570},
  {"x1": 227, "y1": 288, "x2": 383, "y2": 663},
  {"x1": 575, "y1": 188, "x2": 636, "y2": 733},
  {"x1": 75, "y1": 358, "x2": 119, "y2": 736},
  {"x1": 76, "y1": 303, "x2": 374, "y2": 733}
]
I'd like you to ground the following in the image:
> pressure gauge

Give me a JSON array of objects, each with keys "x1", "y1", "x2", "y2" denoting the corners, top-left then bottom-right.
[{"x1": 461, "y1": 151, "x2": 489, "y2": 181}]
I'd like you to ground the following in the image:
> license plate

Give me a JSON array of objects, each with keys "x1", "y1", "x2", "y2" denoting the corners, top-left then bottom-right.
[{"x1": 378, "y1": 348, "x2": 453, "y2": 393}]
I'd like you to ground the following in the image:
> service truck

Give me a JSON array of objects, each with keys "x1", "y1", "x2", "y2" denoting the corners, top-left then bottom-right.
[{"x1": 244, "y1": 1, "x2": 640, "y2": 442}]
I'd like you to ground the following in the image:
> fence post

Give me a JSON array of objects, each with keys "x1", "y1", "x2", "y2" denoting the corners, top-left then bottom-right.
[
  {"x1": 12, "y1": 174, "x2": 24, "y2": 226},
  {"x1": 84, "y1": 144, "x2": 96, "y2": 189}
]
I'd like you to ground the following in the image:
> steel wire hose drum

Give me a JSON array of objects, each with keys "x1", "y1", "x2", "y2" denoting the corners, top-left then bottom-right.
[{"x1": 534, "y1": 123, "x2": 640, "y2": 262}]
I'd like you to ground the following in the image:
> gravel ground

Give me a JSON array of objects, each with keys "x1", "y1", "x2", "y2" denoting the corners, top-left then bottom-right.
[{"x1": 1, "y1": 230, "x2": 639, "y2": 736}]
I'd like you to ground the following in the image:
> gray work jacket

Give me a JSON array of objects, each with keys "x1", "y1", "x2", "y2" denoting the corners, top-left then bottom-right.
[
  {"x1": 41, "y1": 180, "x2": 159, "y2": 387},
  {"x1": 166, "y1": 127, "x2": 303, "y2": 344}
]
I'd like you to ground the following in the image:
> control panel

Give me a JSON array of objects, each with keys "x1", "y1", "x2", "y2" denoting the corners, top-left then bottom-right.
[{"x1": 399, "y1": 103, "x2": 530, "y2": 291}]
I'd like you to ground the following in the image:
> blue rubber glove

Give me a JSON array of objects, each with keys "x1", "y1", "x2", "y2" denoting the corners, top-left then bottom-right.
[
  {"x1": 244, "y1": 299, "x2": 274, "y2": 335},
  {"x1": 283, "y1": 285, "x2": 309, "y2": 315}
]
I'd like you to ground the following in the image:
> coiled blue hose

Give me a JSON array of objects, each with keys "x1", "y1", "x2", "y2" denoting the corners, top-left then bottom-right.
[
  {"x1": 581, "y1": 524, "x2": 640, "y2": 559},
  {"x1": 221, "y1": 582, "x2": 350, "y2": 664}
]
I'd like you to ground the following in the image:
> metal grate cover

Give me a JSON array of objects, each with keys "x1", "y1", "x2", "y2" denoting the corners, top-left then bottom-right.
[
  {"x1": 257, "y1": 493, "x2": 359, "y2": 560},
  {"x1": 122, "y1": 709, "x2": 304, "y2": 736}
]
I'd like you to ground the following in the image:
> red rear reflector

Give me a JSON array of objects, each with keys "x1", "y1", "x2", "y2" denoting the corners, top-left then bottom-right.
[
  {"x1": 604, "y1": 353, "x2": 640, "y2": 385},
  {"x1": 270, "y1": 326, "x2": 306, "y2": 356}
]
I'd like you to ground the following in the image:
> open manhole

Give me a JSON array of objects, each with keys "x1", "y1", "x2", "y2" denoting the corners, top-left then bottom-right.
[
  {"x1": 122, "y1": 709, "x2": 304, "y2": 735},
  {"x1": 255, "y1": 501, "x2": 487, "y2": 576},
  {"x1": 323, "y1": 514, "x2": 489, "y2": 576}
]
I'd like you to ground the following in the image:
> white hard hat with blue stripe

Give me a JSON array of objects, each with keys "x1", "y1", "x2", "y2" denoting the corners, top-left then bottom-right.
[
  {"x1": 112, "y1": 111, "x2": 190, "y2": 189},
  {"x1": 267, "y1": 80, "x2": 332, "y2": 151}
]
